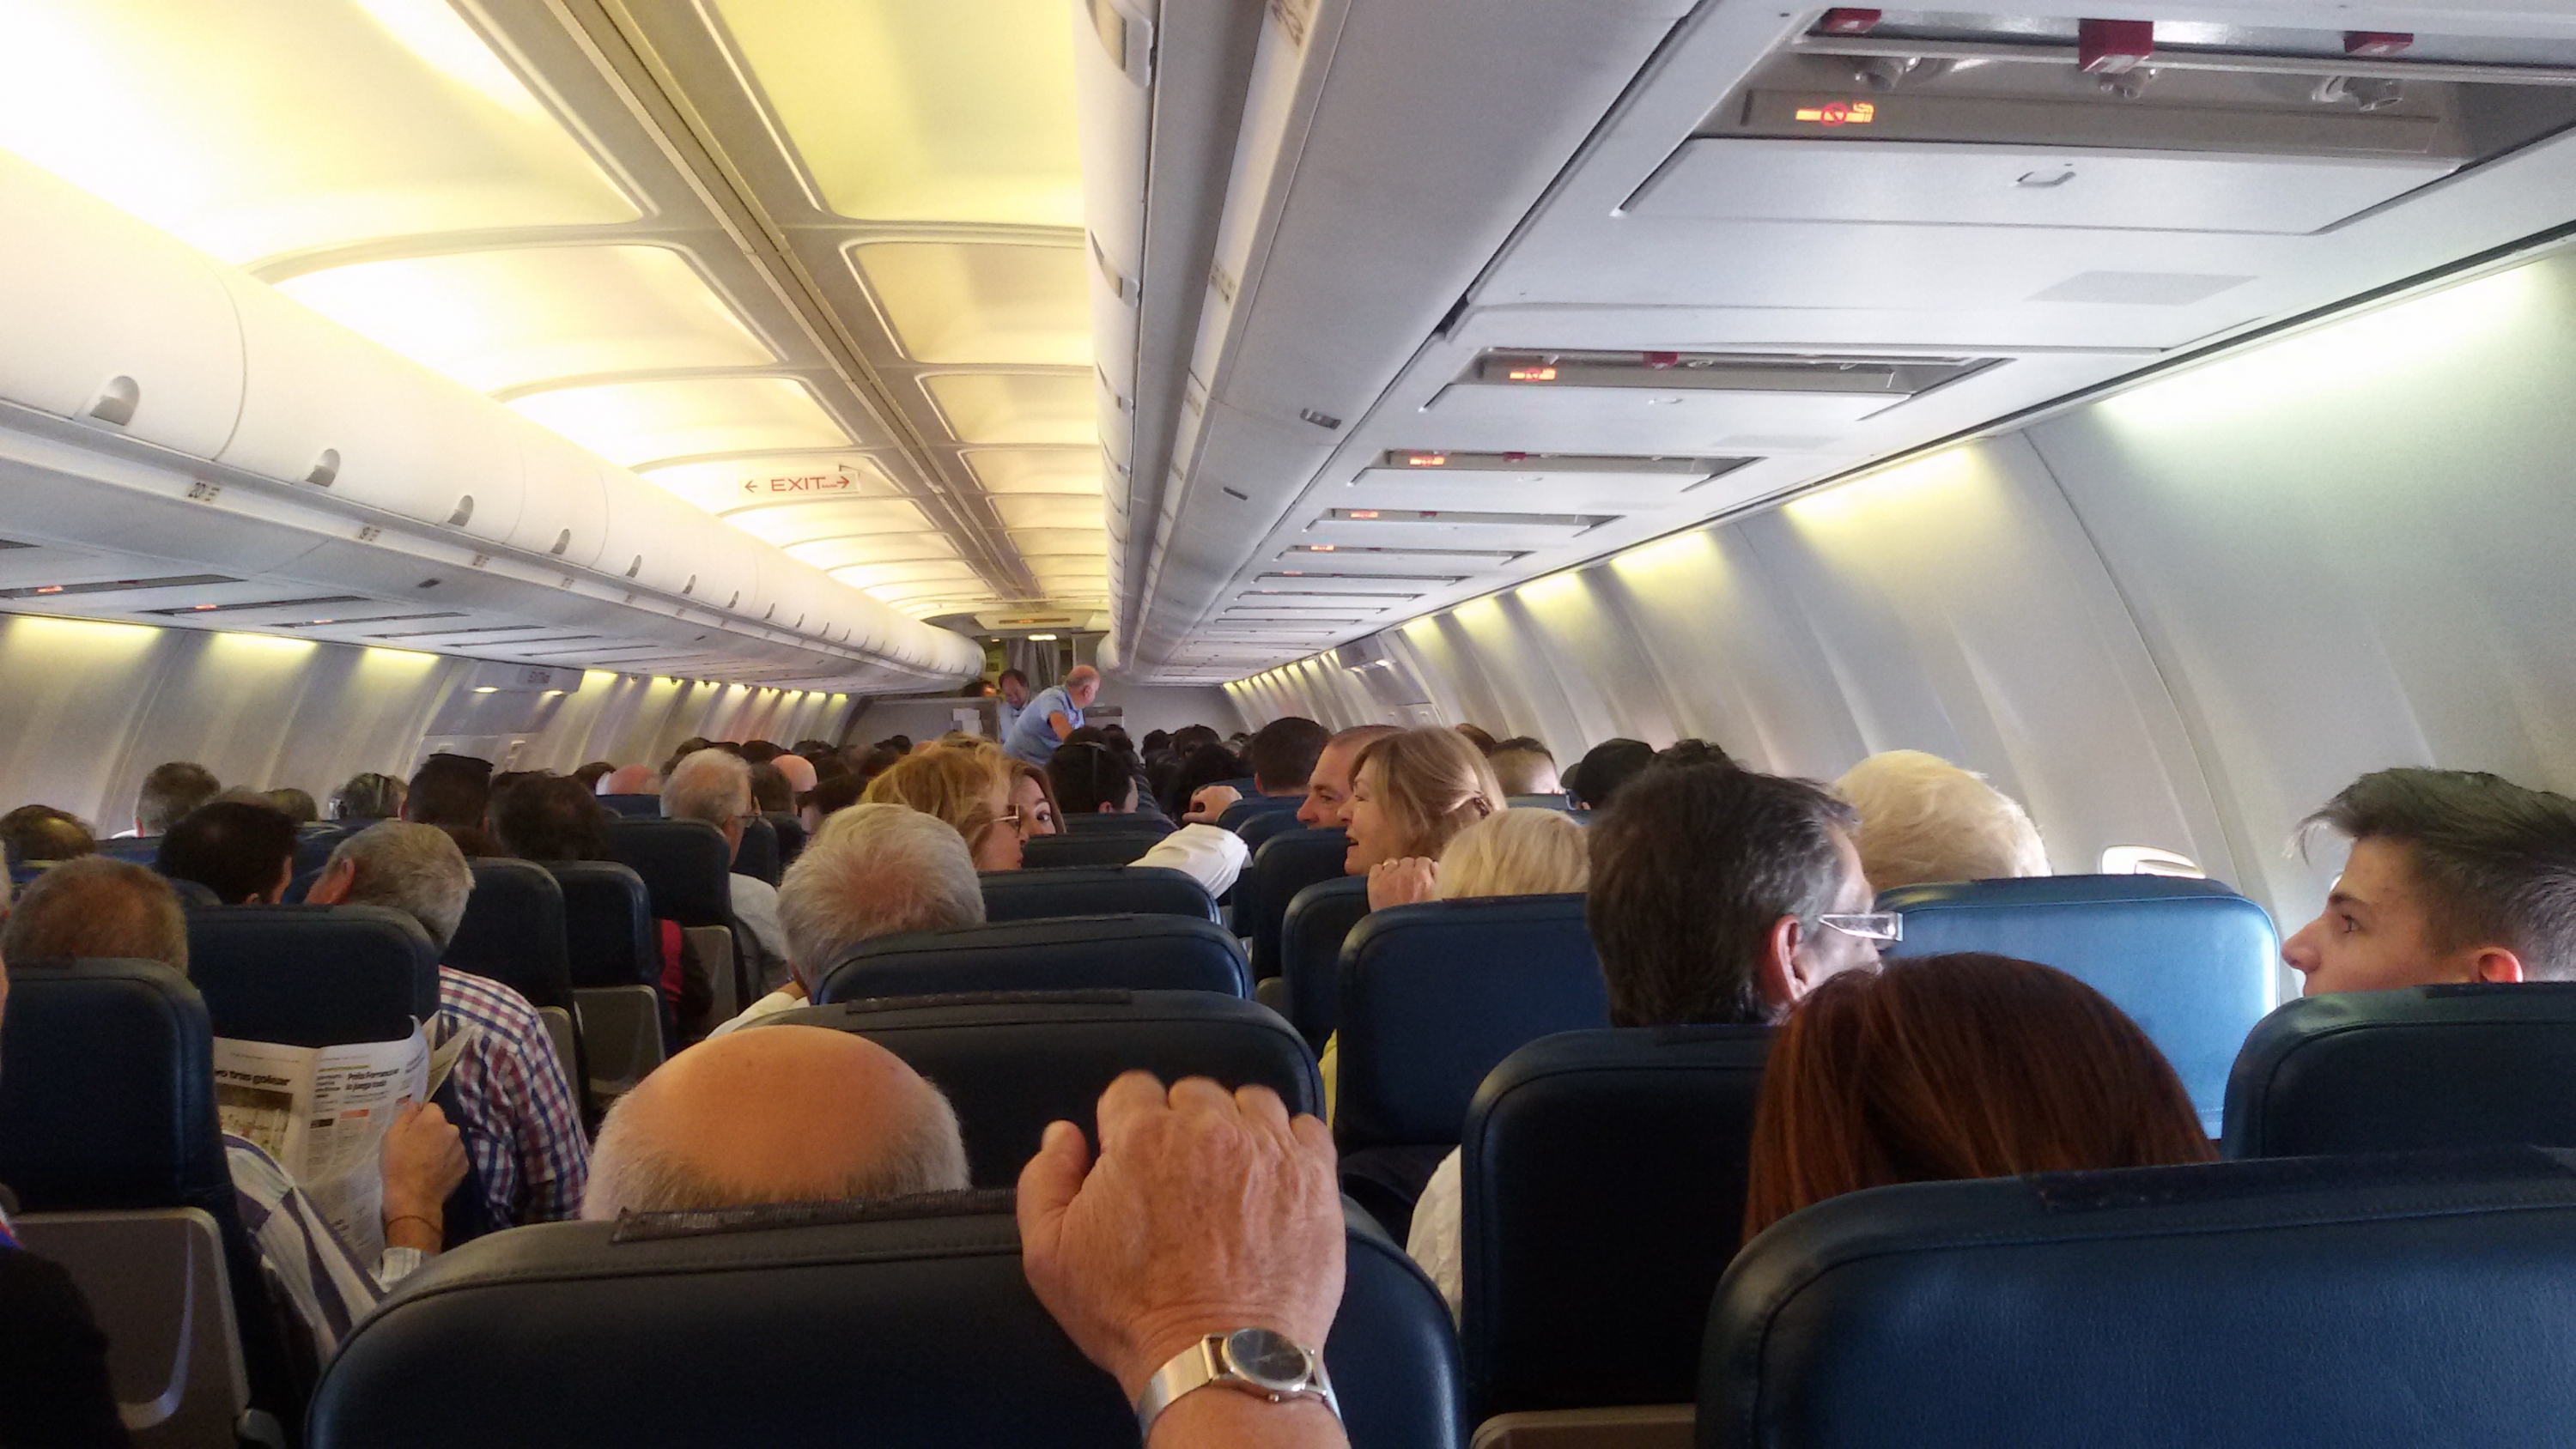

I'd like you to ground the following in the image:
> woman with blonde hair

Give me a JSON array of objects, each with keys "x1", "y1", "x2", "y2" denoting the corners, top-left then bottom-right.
[
  {"x1": 862, "y1": 746, "x2": 1025, "y2": 871},
  {"x1": 1344, "y1": 726, "x2": 1506, "y2": 906}
]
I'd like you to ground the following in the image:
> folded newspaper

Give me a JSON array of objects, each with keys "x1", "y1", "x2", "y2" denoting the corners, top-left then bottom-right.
[{"x1": 212, "y1": 1025, "x2": 472, "y2": 1263}]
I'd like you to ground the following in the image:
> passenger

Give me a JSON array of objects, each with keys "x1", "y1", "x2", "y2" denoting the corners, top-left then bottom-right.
[
  {"x1": 662, "y1": 749, "x2": 792, "y2": 968},
  {"x1": 1296, "y1": 724, "x2": 1400, "y2": 828},
  {"x1": 260, "y1": 787, "x2": 319, "y2": 824},
  {"x1": 1066, "y1": 726, "x2": 1170, "y2": 826},
  {"x1": 1563, "y1": 737, "x2": 1654, "y2": 811},
  {"x1": 1047, "y1": 742, "x2": 1249, "y2": 896},
  {"x1": 1003, "y1": 664, "x2": 1101, "y2": 767},
  {"x1": 1407, "y1": 761, "x2": 1882, "y2": 1312},
  {"x1": 1343, "y1": 727, "x2": 1504, "y2": 882},
  {"x1": 489, "y1": 774, "x2": 611, "y2": 862},
  {"x1": 596, "y1": 763, "x2": 658, "y2": 796},
  {"x1": 711, "y1": 803, "x2": 985, "y2": 1035},
  {"x1": 306, "y1": 823, "x2": 589, "y2": 1229},
  {"x1": 1163, "y1": 740, "x2": 1248, "y2": 821},
  {"x1": 1019, "y1": 1072, "x2": 1346, "y2": 1449},
  {"x1": 1834, "y1": 749, "x2": 2048, "y2": 888},
  {"x1": 1740, "y1": 953, "x2": 2214, "y2": 1242},
  {"x1": 1006, "y1": 756, "x2": 1060, "y2": 841},
  {"x1": 571, "y1": 761, "x2": 616, "y2": 793},
  {"x1": 132, "y1": 760, "x2": 221, "y2": 837},
  {"x1": 1182, "y1": 715, "x2": 1329, "y2": 822},
  {"x1": 996, "y1": 667, "x2": 1032, "y2": 743},
  {"x1": 330, "y1": 771, "x2": 407, "y2": 822},
  {"x1": 0, "y1": 857, "x2": 471, "y2": 1355},
  {"x1": 1653, "y1": 737, "x2": 1734, "y2": 769},
  {"x1": 156, "y1": 800, "x2": 300, "y2": 905},
  {"x1": 1486, "y1": 738, "x2": 1562, "y2": 797},
  {"x1": 798, "y1": 773, "x2": 867, "y2": 836},
  {"x1": 748, "y1": 761, "x2": 793, "y2": 815},
  {"x1": 851, "y1": 743, "x2": 905, "y2": 786},
  {"x1": 581, "y1": 1025, "x2": 968, "y2": 1216},
  {"x1": 2284, "y1": 767, "x2": 2576, "y2": 992},
  {"x1": 739, "y1": 741, "x2": 782, "y2": 767},
  {"x1": 864, "y1": 746, "x2": 1025, "y2": 871},
  {"x1": 1455, "y1": 723, "x2": 1500, "y2": 755},
  {"x1": 773, "y1": 751, "x2": 817, "y2": 799},
  {"x1": 404, "y1": 753, "x2": 500, "y2": 857},
  {"x1": 0, "y1": 804, "x2": 94, "y2": 864}
]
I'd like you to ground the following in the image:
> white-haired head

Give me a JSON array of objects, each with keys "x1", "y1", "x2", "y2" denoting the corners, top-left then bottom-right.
[
  {"x1": 775, "y1": 803, "x2": 984, "y2": 993},
  {"x1": 1834, "y1": 750, "x2": 2049, "y2": 890}
]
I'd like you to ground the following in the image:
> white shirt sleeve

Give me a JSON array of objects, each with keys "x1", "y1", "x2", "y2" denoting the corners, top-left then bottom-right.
[
  {"x1": 1134, "y1": 823, "x2": 1250, "y2": 898},
  {"x1": 730, "y1": 874, "x2": 791, "y2": 967},
  {"x1": 1406, "y1": 1148, "x2": 1467, "y2": 1322}
]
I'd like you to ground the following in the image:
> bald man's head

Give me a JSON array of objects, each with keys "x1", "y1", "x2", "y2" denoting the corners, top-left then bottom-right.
[
  {"x1": 598, "y1": 764, "x2": 659, "y2": 797},
  {"x1": 581, "y1": 1026, "x2": 968, "y2": 1217}
]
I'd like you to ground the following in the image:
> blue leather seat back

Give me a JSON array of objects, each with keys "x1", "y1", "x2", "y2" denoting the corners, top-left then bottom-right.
[
  {"x1": 313, "y1": 1199, "x2": 1460, "y2": 1449},
  {"x1": 771, "y1": 991, "x2": 1319, "y2": 1188},
  {"x1": 187, "y1": 905, "x2": 440, "y2": 1047},
  {"x1": 545, "y1": 861, "x2": 659, "y2": 990},
  {"x1": 1283, "y1": 876, "x2": 1371, "y2": 1048},
  {"x1": 817, "y1": 916, "x2": 1249, "y2": 1003},
  {"x1": 595, "y1": 793, "x2": 661, "y2": 818},
  {"x1": 1022, "y1": 831, "x2": 1162, "y2": 869},
  {"x1": 1217, "y1": 792, "x2": 1304, "y2": 831},
  {"x1": 1880, "y1": 875, "x2": 2276, "y2": 1128},
  {"x1": 1504, "y1": 794, "x2": 1574, "y2": 812},
  {"x1": 1247, "y1": 827, "x2": 1351, "y2": 979},
  {"x1": 1336, "y1": 895, "x2": 1609, "y2": 1153},
  {"x1": 762, "y1": 812, "x2": 807, "y2": 869},
  {"x1": 2222, "y1": 982, "x2": 2576, "y2": 1159},
  {"x1": 1463, "y1": 1028, "x2": 1767, "y2": 1418},
  {"x1": 444, "y1": 859, "x2": 574, "y2": 1012},
  {"x1": 293, "y1": 822, "x2": 352, "y2": 876},
  {"x1": 732, "y1": 815, "x2": 781, "y2": 887},
  {"x1": 1701, "y1": 1148, "x2": 2576, "y2": 1449},
  {"x1": 978, "y1": 865, "x2": 1218, "y2": 924},
  {"x1": 1235, "y1": 803, "x2": 1309, "y2": 856},
  {"x1": 96, "y1": 835, "x2": 161, "y2": 864},
  {"x1": 1059, "y1": 811, "x2": 1170, "y2": 835},
  {"x1": 605, "y1": 817, "x2": 732, "y2": 928},
  {"x1": 0, "y1": 960, "x2": 231, "y2": 1217}
]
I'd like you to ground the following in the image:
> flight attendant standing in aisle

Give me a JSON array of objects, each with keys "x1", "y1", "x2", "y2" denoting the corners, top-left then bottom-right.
[{"x1": 1005, "y1": 666, "x2": 1101, "y2": 767}]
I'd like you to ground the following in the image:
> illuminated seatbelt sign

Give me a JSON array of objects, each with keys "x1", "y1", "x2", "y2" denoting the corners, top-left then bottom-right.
[{"x1": 1793, "y1": 100, "x2": 1875, "y2": 126}]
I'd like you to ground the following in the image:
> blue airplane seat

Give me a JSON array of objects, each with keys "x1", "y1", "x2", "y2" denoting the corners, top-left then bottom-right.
[
  {"x1": 312, "y1": 1197, "x2": 1460, "y2": 1449},
  {"x1": 96, "y1": 835, "x2": 161, "y2": 864},
  {"x1": 1282, "y1": 876, "x2": 1372, "y2": 1048},
  {"x1": 2223, "y1": 981, "x2": 2576, "y2": 1159},
  {"x1": 817, "y1": 915, "x2": 1250, "y2": 1003},
  {"x1": 595, "y1": 793, "x2": 661, "y2": 818},
  {"x1": 1246, "y1": 828, "x2": 1352, "y2": 979},
  {"x1": 604, "y1": 816, "x2": 733, "y2": 928},
  {"x1": 978, "y1": 864, "x2": 1218, "y2": 924},
  {"x1": 1461, "y1": 1027, "x2": 1768, "y2": 1421},
  {"x1": 1021, "y1": 830, "x2": 1163, "y2": 869},
  {"x1": 1334, "y1": 895, "x2": 1608, "y2": 1238},
  {"x1": 762, "y1": 812, "x2": 806, "y2": 869},
  {"x1": 768, "y1": 991, "x2": 1318, "y2": 1188},
  {"x1": 186, "y1": 905, "x2": 440, "y2": 1048},
  {"x1": 445, "y1": 859, "x2": 574, "y2": 1013},
  {"x1": 1880, "y1": 874, "x2": 2276, "y2": 1130},
  {"x1": 732, "y1": 815, "x2": 781, "y2": 887},
  {"x1": 1059, "y1": 810, "x2": 1173, "y2": 835},
  {"x1": 292, "y1": 822, "x2": 352, "y2": 876},
  {"x1": 544, "y1": 861, "x2": 659, "y2": 991},
  {"x1": 1217, "y1": 791, "x2": 1305, "y2": 831},
  {"x1": 1702, "y1": 1147, "x2": 2576, "y2": 1449}
]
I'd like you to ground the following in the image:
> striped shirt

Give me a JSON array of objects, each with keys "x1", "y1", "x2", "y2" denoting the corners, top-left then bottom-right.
[
  {"x1": 434, "y1": 967, "x2": 588, "y2": 1228},
  {"x1": 225, "y1": 1136, "x2": 424, "y2": 1358}
]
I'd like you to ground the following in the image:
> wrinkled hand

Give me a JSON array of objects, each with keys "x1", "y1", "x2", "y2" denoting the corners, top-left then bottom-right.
[
  {"x1": 1184, "y1": 785, "x2": 1243, "y2": 825},
  {"x1": 380, "y1": 1100, "x2": 467, "y2": 1223},
  {"x1": 1366, "y1": 857, "x2": 1439, "y2": 911},
  {"x1": 1018, "y1": 1073, "x2": 1343, "y2": 1402}
]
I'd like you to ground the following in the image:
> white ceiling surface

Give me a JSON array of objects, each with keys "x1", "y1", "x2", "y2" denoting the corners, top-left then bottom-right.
[{"x1": 1109, "y1": 0, "x2": 2576, "y2": 682}]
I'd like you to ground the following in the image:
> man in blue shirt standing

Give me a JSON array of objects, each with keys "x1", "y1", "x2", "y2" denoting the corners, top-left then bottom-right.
[{"x1": 1005, "y1": 665, "x2": 1100, "y2": 766}]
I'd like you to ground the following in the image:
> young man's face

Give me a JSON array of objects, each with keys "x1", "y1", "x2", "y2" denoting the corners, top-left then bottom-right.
[{"x1": 2282, "y1": 837, "x2": 2516, "y2": 994}]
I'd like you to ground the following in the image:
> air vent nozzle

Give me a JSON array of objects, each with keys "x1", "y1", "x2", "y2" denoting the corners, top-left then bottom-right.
[
  {"x1": 306, "y1": 449, "x2": 340, "y2": 488},
  {"x1": 87, "y1": 376, "x2": 138, "y2": 427}
]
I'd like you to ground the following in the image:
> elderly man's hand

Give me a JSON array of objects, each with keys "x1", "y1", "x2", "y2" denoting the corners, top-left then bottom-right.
[
  {"x1": 1018, "y1": 1073, "x2": 1343, "y2": 1403},
  {"x1": 1184, "y1": 785, "x2": 1242, "y2": 825},
  {"x1": 380, "y1": 1100, "x2": 467, "y2": 1250}
]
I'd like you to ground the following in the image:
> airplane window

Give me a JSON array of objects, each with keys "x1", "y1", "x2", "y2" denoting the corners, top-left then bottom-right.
[{"x1": 2101, "y1": 846, "x2": 2204, "y2": 878}]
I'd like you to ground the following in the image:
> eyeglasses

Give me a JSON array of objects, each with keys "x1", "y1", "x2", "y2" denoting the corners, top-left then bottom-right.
[{"x1": 1818, "y1": 912, "x2": 1902, "y2": 943}]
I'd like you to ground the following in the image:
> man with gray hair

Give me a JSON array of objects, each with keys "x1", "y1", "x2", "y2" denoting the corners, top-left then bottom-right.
[
  {"x1": 709, "y1": 803, "x2": 985, "y2": 1037},
  {"x1": 581, "y1": 1025, "x2": 968, "y2": 1218},
  {"x1": 662, "y1": 747, "x2": 790, "y2": 970},
  {"x1": 309, "y1": 822, "x2": 589, "y2": 1227}
]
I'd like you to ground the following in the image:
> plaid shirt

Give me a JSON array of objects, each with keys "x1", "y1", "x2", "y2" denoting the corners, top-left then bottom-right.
[
  {"x1": 434, "y1": 967, "x2": 588, "y2": 1228},
  {"x1": 226, "y1": 1135, "x2": 424, "y2": 1358}
]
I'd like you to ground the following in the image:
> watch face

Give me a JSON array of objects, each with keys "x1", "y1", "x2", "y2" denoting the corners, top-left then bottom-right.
[{"x1": 1223, "y1": 1328, "x2": 1313, "y2": 1391}]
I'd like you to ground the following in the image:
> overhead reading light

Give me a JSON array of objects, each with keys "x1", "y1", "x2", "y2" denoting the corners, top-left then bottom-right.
[
  {"x1": 0, "y1": 573, "x2": 237, "y2": 601},
  {"x1": 1469, "y1": 349, "x2": 1992, "y2": 396}
]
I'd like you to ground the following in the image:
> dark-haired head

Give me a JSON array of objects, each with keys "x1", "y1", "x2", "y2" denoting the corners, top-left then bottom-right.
[
  {"x1": 158, "y1": 801, "x2": 301, "y2": 905},
  {"x1": 1565, "y1": 738, "x2": 1656, "y2": 810},
  {"x1": 491, "y1": 775, "x2": 611, "y2": 862}
]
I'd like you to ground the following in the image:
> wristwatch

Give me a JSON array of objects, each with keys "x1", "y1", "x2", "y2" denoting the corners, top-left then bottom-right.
[{"x1": 1135, "y1": 1327, "x2": 1340, "y2": 1440}]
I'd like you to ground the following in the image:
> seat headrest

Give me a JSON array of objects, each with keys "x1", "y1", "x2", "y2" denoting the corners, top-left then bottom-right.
[
  {"x1": 817, "y1": 915, "x2": 1249, "y2": 1003},
  {"x1": 769, "y1": 991, "x2": 1320, "y2": 1187},
  {"x1": 605, "y1": 817, "x2": 732, "y2": 927},
  {"x1": 2224, "y1": 982, "x2": 2576, "y2": 1158},
  {"x1": 1702, "y1": 1148, "x2": 2576, "y2": 1449},
  {"x1": 1281, "y1": 876, "x2": 1371, "y2": 1048},
  {"x1": 1335, "y1": 895, "x2": 1608, "y2": 1152},
  {"x1": 1880, "y1": 874, "x2": 2278, "y2": 1126},
  {"x1": 446, "y1": 859, "x2": 572, "y2": 1011},
  {"x1": 1462, "y1": 1027, "x2": 1768, "y2": 1418},
  {"x1": 595, "y1": 793, "x2": 662, "y2": 818},
  {"x1": 543, "y1": 861, "x2": 658, "y2": 990},
  {"x1": 1216, "y1": 793, "x2": 1304, "y2": 831},
  {"x1": 0, "y1": 960, "x2": 232, "y2": 1220},
  {"x1": 186, "y1": 905, "x2": 440, "y2": 1047},
  {"x1": 733, "y1": 815, "x2": 781, "y2": 887},
  {"x1": 313, "y1": 1197, "x2": 1459, "y2": 1449},
  {"x1": 976, "y1": 866, "x2": 1218, "y2": 925},
  {"x1": 1235, "y1": 805, "x2": 1310, "y2": 856},
  {"x1": 1248, "y1": 828, "x2": 1352, "y2": 980},
  {"x1": 1021, "y1": 831, "x2": 1161, "y2": 870}
]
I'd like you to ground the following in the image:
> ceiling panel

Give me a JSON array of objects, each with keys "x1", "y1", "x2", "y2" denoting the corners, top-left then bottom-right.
[
  {"x1": 788, "y1": 533, "x2": 963, "y2": 569},
  {"x1": 1006, "y1": 527, "x2": 1104, "y2": 557},
  {"x1": 922, "y1": 373, "x2": 1095, "y2": 446},
  {"x1": 276, "y1": 244, "x2": 775, "y2": 394},
  {"x1": 850, "y1": 241, "x2": 1090, "y2": 366},
  {"x1": 643, "y1": 455, "x2": 906, "y2": 513},
  {"x1": 0, "y1": 0, "x2": 637, "y2": 265},
  {"x1": 720, "y1": 496, "x2": 935, "y2": 546},
  {"x1": 826, "y1": 559, "x2": 987, "y2": 590},
  {"x1": 713, "y1": 0, "x2": 1080, "y2": 227},
  {"x1": 991, "y1": 494, "x2": 1105, "y2": 530},
  {"x1": 510, "y1": 376, "x2": 851, "y2": 468},
  {"x1": 964, "y1": 448, "x2": 1106, "y2": 495}
]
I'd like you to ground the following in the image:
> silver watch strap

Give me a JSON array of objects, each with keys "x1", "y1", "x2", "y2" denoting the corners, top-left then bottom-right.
[{"x1": 1134, "y1": 1333, "x2": 1339, "y2": 1441}]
